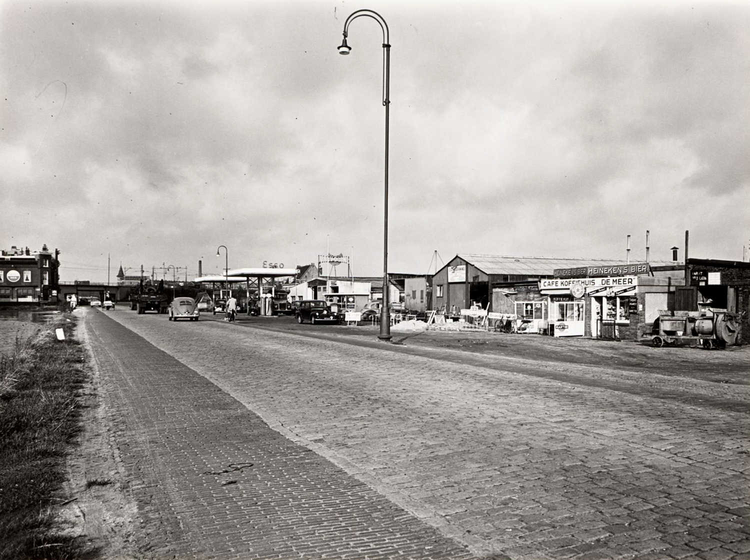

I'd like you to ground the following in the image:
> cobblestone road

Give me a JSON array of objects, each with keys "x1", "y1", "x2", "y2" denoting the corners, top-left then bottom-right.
[
  {"x1": 82, "y1": 309, "x2": 473, "y2": 559},
  {"x1": 87, "y1": 309, "x2": 749, "y2": 559}
]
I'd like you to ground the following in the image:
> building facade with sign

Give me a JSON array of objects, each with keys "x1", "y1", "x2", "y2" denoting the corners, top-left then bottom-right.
[
  {"x1": 431, "y1": 254, "x2": 647, "y2": 317},
  {"x1": 0, "y1": 245, "x2": 60, "y2": 304},
  {"x1": 540, "y1": 263, "x2": 685, "y2": 339}
]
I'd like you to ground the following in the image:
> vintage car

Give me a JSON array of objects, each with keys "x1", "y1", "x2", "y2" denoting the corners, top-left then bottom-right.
[
  {"x1": 90, "y1": 298, "x2": 102, "y2": 308},
  {"x1": 212, "y1": 299, "x2": 226, "y2": 315},
  {"x1": 295, "y1": 300, "x2": 344, "y2": 325},
  {"x1": 168, "y1": 297, "x2": 200, "y2": 321},
  {"x1": 195, "y1": 292, "x2": 214, "y2": 313},
  {"x1": 360, "y1": 301, "x2": 405, "y2": 322}
]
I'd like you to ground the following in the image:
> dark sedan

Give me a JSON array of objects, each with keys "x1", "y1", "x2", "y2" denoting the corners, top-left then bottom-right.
[{"x1": 295, "y1": 300, "x2": 344, "y2": 325}]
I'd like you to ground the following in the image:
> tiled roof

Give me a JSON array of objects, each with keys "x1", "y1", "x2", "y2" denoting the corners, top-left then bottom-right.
[{"x1": 456, "y1": 254, "x2": 675, "y2": 276}]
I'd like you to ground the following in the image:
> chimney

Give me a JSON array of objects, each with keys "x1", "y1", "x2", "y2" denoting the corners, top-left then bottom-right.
[
  {"x1": 198, "y1": 260, "x2": 203, "y2": 277},
  {"x1": 645, "y1": 230, "x2": 650, "y2": 263},
  {"x1": 684, "y1": 230, "x2": 690, "y2": 286},
  {"x1": 626, "y1": 234, "x2": 631, "y2": 264}
]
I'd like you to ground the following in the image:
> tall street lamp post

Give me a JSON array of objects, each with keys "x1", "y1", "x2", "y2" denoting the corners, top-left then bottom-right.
[
  {"x1": 216, "y1": 245, "x2": 229, "y2": 300},
  {"x1": 338, "y1": 9, "x2": 392, "y2": 341}
]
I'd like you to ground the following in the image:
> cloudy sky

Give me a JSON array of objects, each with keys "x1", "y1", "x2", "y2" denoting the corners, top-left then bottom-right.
[{"x1": 1, "y1": 0, "x2": 748, "y2": 283}]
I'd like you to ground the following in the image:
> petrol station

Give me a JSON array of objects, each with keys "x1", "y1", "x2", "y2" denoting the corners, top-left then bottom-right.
[{"x1": 194, "y1": 267, "x2": 299, "y2": 315}]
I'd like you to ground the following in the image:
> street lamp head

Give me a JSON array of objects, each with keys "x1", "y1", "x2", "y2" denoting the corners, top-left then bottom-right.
[
  {"x1": 216, "y1": 251, "x2": 220, "y2": 257},
  {"x1": 338, "y1": 36, "x2": 351, "y2": 55}
]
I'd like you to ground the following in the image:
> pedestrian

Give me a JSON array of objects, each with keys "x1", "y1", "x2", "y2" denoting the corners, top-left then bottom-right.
[
  {"x1": 69, "y1": 294, "x2": 77, "y2": 311},
  {"x1": 225, "y1": 295, "x2": 238, "y2": 322}
]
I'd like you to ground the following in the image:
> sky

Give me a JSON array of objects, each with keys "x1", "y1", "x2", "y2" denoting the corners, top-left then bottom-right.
[{"x1": 1, "y1": 0, "x2": 748, "y2": 283}]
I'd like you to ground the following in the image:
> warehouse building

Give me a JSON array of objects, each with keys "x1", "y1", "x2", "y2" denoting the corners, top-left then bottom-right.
[{"x1": 432, "y1": 254, "x2": 638, "y2": 316}]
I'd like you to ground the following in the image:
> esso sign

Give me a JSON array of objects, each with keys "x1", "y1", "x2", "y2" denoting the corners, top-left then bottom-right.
[
  {"x1": 262, "y1": 261, "x2": 284, "y2": 269},
  {"x1": 6, "y1": 270, "x2": 21, "y2": 283}
]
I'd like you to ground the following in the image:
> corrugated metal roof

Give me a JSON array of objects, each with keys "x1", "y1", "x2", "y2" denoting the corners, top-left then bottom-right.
[{"x1": 456, "y1": 254, "x2": 676, "y2": 276}]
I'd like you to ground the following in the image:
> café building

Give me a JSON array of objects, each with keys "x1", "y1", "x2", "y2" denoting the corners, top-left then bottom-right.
[{"x1": 540, "y1": 262, "x2": 683, "y2": 339}]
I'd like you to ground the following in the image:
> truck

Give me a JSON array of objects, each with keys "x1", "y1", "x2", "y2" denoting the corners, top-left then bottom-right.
[{"x1": 129, "y1": 282, "x2": 170, "y2": 314}]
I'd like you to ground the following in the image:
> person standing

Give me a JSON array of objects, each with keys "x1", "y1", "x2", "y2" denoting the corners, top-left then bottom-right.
[
  {"x1": 69, "y1": 294, "x2": 77, "y2": 311},
  {"x1": 225, "y1": 295, "x2": 238, "y2": 322}
]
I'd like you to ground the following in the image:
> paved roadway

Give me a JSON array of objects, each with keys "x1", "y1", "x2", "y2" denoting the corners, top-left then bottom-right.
[{"x1": 82, "y1": 308, "x2": 750, "y2": 559}]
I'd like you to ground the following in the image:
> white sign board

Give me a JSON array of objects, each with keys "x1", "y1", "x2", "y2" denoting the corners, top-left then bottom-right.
[
  {"x1": 708, "y1": 272, "x2": 721, "y2": 285},
  {"x1": 448, "y1": 264, "x2": 466, "y2": 283},
  {"x1": 540, "y1": 276, "x2": 638, "y2": 297},
  {"x1": 460, "y1": 308, "x2": 487, "y2": 317},
  {"x1": 345, "y1": 312, "x2": 362, "y2": 323}
]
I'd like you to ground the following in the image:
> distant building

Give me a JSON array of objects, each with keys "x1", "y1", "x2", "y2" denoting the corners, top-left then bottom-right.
[
  {"x1": 116, "y1": 265, "x2": 142, "y2": 287},
  {"x1": 0, "y1": 244, "x2": 60, "y2": 304}
]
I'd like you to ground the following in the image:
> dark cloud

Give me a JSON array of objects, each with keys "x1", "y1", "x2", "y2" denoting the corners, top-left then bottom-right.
[{"x1": 1, "y1": 0, "x2": 748, "y2": 281}]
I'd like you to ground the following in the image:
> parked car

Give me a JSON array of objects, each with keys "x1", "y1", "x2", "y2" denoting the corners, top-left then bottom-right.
[
  {"x1": 360, "y1": 301, "x2": 404, "y2": 321},
  {"x1": 103, "y1": 299, "x2": 115, "y2": 310},
  {"x1": 168, "y1": 297, "x2": 200, "y2": 321},
  {"x1": 295, "y1": 300, "x2": 345, "y2": 325},
  {"x1": 90, "y1": 298, "x2": 102, "y2": 308},
  {"x1": 212, "y1": 299, "x2": 226, "y2": 315},
  {"x1": 195, "y1": 292, "x2": 214, "y2": 313}
]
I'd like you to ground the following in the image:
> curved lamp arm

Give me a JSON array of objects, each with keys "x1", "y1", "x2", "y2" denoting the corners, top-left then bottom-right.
[
  {"x1": 216, "y1": 245, "x2": 229, "y2": 280},
  {"x1": 338, "y1": 9, "x2": 390, "y2": 107}
]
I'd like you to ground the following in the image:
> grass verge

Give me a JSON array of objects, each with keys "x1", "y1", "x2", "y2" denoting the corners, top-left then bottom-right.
[{"x1": 0, "y1": 314, "x2": 95, "y2": 559}]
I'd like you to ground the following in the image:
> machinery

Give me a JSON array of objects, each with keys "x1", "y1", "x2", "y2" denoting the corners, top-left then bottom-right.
[
  {"x1": 129, "y1": 282, "x2": 170, "y2": 315},
  {"x1": 647, "y1": 311, "x2": 738, "y2": 349}
]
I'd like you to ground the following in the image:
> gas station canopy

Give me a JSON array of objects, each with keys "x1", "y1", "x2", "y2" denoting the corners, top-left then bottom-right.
[{"x1": 194, "y1": 268, "x2": 299, "y2": 283}]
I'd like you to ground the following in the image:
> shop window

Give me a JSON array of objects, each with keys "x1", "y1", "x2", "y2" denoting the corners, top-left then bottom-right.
[
  {"x1": 43, "y1": 271, "x2": 49, "y2": 285},
  {"x1": 16, "y1": 287, "x2": 35, "y2": 297},
  {"x1": 515, "y1": 301, "x2": 546, "y2": 320},
  {"x1": 0, "y1": 288, "x2": 11, "y2": 299},
  {"x1": 604, "y1": 297, "x2": 630, "y2": 323},
  {"x1": 557, "y1": 301, "x2": 584, "y2": 322},
  {"x1": 436, "y1": 285, "x2": 444, "y2": 298}
]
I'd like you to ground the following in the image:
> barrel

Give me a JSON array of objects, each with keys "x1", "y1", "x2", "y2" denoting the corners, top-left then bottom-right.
[{"x1": 695, "y1": 317, "x2": 714, "y2": 336}]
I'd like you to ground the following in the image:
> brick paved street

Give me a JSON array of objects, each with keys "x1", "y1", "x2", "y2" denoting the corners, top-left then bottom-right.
[
  {"x1": 85, "y1": 308, "x2": 749, "y2": 559},
  {"x1": 81, "y1": 309, "x2": 474, "y2": 559}
]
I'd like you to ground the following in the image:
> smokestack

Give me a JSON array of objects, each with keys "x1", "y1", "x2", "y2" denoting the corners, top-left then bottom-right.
[
  {"x1": 198, "y1": 260, "x2": 203, "y2": 277},
  {"x1": 684, "y1": 230, "x2": 690, "y2": 286},
  {"x1": 645, "y1": 230, "x2": 650, "y2": 263},
  {"x1": 626, "y1": 235, "x2": 631, "y2": 264}
]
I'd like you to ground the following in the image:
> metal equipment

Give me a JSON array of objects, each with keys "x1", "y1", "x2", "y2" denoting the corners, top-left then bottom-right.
[{"x1": 647, "y1": 311, "x2": 738, "y2": 349}]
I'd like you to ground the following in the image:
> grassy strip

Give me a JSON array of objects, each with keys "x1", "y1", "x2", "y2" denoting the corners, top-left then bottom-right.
[{"x1": 0, "y1": 315, "x2": 94, "y2": 560}]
